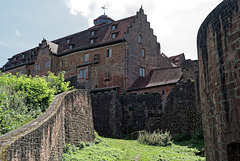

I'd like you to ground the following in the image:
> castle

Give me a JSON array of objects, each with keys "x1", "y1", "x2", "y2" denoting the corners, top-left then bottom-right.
[{"x1": 0, "y1": 7, "x2": 184, "y2": 95}]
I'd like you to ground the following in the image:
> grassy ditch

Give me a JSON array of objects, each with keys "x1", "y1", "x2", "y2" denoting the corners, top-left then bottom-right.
[{"x1": 62, "y1": 131, "x2": 205, "y2": 161}]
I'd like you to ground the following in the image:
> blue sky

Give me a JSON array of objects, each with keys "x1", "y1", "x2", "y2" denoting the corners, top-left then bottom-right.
[{"x1": 0, "y1": 0, "x2": 222, "y2": 67}]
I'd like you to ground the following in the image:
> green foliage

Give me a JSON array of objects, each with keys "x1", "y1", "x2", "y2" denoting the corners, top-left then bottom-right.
[
  {"x1": 61, "y1": 134, "x2": 205, "y2": 161},
  {"x1": 138, "y1": 130, "x2": 172, "y2": 147},
  {"x1": 0, "y1": 71, "x2": 71, "y2": 135},
  {"x1": 173, "y1": 133, "x2": 191, "y2": 142},
  {"x1": 173, "y1": 130, "x2": 205, "y2": 151}
]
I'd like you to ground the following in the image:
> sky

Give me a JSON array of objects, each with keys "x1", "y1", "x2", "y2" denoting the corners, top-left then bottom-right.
[{"x1": 0, "y1": 0, "x2": 223, "y2": 68}]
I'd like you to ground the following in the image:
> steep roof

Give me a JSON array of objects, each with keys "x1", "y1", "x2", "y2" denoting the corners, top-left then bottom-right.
[
  {"x1": 128, "y1": 67, "x2": 182, "y2": 91},
  {"x1": 1, "y1": 16, "x2": 134, "y2": 71},
  {"x1": 169, "y1": 53, "x2": 185, "y2": 67}
]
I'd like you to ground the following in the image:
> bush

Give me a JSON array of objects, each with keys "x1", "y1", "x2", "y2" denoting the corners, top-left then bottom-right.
[
  {"x1": 0, "y1": 71, "x2": 71, "y2": 134},
  {"x1": 173, "y1": 133, "x2": 191, "y2": 142},
  {"x1": 138, "y1": 130, "x2": 172, "y2": 147}
]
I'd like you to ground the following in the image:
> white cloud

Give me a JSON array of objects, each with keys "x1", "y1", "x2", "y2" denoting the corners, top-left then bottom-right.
[
  {"x1": 0, "y1": 40, "x2": 10, "y2": 47},
  {"x1": 15, "y1": 30, "x2": 21, "y2": 37},
  {"x1": 64, "y1": 0, "x2": 223, "y2": 60}
]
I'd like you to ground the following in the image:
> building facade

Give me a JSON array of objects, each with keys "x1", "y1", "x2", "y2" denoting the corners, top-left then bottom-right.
[{"x1": 1, "y1": 7, "x2": 173, "y2": 93}]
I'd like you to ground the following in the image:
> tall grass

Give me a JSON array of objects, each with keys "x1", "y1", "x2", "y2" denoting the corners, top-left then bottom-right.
[{"x1": 138, "y1": 130, "x2": 172, "y2": 147}]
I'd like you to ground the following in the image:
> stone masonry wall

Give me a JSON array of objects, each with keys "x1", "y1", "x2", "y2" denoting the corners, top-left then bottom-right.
[
  {"x1": 91, "y1": 83, "x2": 201, "y2": 137},
  {"x1": 145, "y1": 80, "x2": 202, "y2": 136},
  {"x1": 197, "y1": 0, "x2": 240, "y2": 160},
  {"x1": 0, "y1": 90, "x2": 94, "y2": 161}
]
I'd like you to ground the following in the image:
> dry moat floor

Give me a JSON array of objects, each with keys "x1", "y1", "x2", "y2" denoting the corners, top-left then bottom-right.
[{"x1": 62, "y1": 135, "x2": 205, "y2": 161}]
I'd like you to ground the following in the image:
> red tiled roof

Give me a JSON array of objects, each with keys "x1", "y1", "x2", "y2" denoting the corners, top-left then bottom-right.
[
  {"x1": 2, "y1": 16, "x2": 134, "y2": 71},
  {"x1": 128, "y1": 67, "x2": 182, "y2": 91}
]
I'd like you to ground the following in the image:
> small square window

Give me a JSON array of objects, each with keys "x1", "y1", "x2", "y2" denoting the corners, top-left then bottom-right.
[
  {"x1": 107, "y1": 49, "x2": 112, "y2": 57},
  {"x1": 84, "y1": 54, "x2": 89, "y2": 62},
  {"x1": 69, "y1": 45, "x2": 73, "y2": 49},
  {"x1": 79, "y1": 69, "x2": 87, "y2": 79},
  {"x1": 112, "y1": 25, "x2": 116, "y2": 30},
  {"x1": 162, "y1": 90, "x2": 165, "y2": 95}
]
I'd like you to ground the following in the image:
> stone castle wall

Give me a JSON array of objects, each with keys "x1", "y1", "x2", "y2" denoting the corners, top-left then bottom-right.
[
  {"x1": 197, "y1": 0, "x2": 240, "y2": 160},
  {"x1": 91, "y1": 80, "x2": 201, "y2": 137},
  {"x1": 0, "y1": 90, "x2": 94, "y2": 161}
]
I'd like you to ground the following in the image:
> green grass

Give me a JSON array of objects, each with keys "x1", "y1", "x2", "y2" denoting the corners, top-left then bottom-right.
[{"x1": 62, "y1": 136, "x2": 205, "y2": 161}]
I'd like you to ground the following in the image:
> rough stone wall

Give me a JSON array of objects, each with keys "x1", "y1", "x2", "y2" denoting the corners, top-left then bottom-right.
[
  {"x1": 120, "y1": 94, "x2": 163, "y2": 134},
  {"x1": 197, "y1": 0, "x2": 240, "y2": 160},
  {"x1": 145, "y1": 80, "x2": 202, "y2": 135},
  {"x1": 0, "y1": 90, "x2": 94, "y2": 161},
  {"x1": 91, "y1": 84, "x2": 201, "y2": 136}
]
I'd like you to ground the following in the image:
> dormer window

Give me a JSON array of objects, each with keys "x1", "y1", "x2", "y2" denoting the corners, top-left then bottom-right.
[
  {"x1": 14, "y1": 57, "x2": 16, "y2": 62},
  {"x1": 112, "y1": 25, "x2": 116, "y2": 30},
  {"x1": 67, "y1": 39, "x2": 70, "y2": 44},
  {"x1": 112, "y1": 33, "x2": 116, "y2": 39},
  {"x1": 91, "y1": 31, "x2": 95, "y2": 36},
  {"x1": 22, "y1": 54, "x2": 25, "y2": 59},
  {"x1": 90, "y1": 39, "x2": 94, "y2": 44},
  {"x1": 69, "y1": 44, "x2": 73, "y2": 49}
]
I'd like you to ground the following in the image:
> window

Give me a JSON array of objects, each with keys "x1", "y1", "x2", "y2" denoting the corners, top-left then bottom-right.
[
  {"x1": 69, "y1": 44, "x2": 73, "y2": 49},
  {"x1": 22, "y1": 54, "x2": 25, "y2": 59},
  {"x1": 162, "y1": 90, "x2": 165, "y2": 95},
  {"x1": 46, "y1": 61, "x2": 51, "y2": 69},
  {"x1": 138, "y1": 34, "x2": 141, "y2": 43},
  {"x1": 107, "y1": 49, "x2": 112, "y2": 57},
  {"x1": 91, "y1": 31, "x2": 95, "y2": 36},
  {"x1": 139, "y1": 67, "x2": 145, "y2": 77},
  {"x1": 142, "y1": 49, "x2": 145, "y2": 58},
  {"x1": 79, "y1": 69, "x2": 87, "y2": 79},
  {"x1": 42, "y1": 49, "x2": 45, "y2": 54},
  {"x1": 112, "y1": 33, "x2": 116, "y2": 39},
  {"x1": 67, "y1": 39, "x2": 70, "y2": 44},
  {"x1": 19, "y1": 70, "x2": 22, "y2": 76},
  {"x1": 112, "y1": 25, "x2": 116, "y2": 30},
  {"x1": 35, "y1": 64, "x2": 40, "y2": 71},
  {"x1": 84, "y1": 54, "x2": 89, "y2": 62},
  {"x1": 90, "y1": 39, "x2": 94, "y2": 44},
  {"x1": 60, "y1": 60, "x2": 64, "y2": 67},
  {"x1": 14, "y1": 57, "x2": 16, "y2": 62}
]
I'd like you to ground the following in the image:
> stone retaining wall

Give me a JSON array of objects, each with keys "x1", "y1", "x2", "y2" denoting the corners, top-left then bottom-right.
[{"x1": 0, "y1": 90, "x2": 94, "y2": 161}]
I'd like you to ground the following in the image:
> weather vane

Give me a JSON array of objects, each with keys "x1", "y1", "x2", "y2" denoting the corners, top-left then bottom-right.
[{"x1": 102, "y1": 5, "x2": 108, "y2": 15}]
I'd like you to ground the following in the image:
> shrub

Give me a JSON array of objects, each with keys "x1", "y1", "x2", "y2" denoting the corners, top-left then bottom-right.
[
  {"x1": 0, "y1": 72, "x2": 71, "y2": 134},
  {"x1": 173, "y1": 133, "x2": 191, "y2": 142},
  {"x1": 138, "y1": 130, "x2": 172, "y2": 147}
]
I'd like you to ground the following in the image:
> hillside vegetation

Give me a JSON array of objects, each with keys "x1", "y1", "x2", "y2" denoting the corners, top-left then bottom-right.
[
  {"x1": 0, "y1": 71, "x2": 71, "y2": 135},
  {"x1": 62, "y1": 131, "x2": 205, "y2": 161}
]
